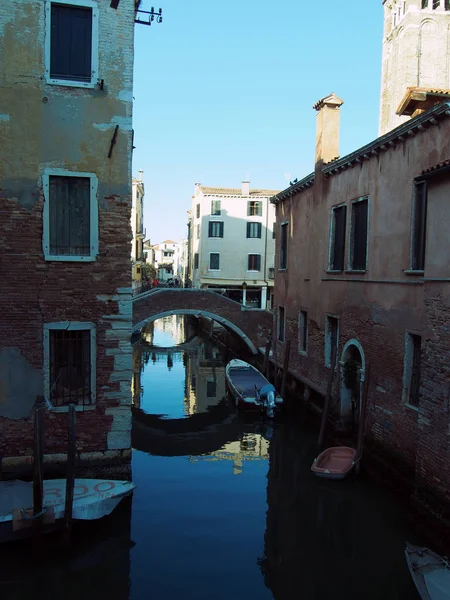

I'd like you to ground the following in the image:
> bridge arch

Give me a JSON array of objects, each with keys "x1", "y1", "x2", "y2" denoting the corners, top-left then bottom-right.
[{"x1": 133, "y1": 309, "x2": 258, "y2": 355}]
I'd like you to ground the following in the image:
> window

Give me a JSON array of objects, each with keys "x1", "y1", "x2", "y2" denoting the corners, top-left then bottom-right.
[
  {"x1": 207, "y1": 379, "x2": 217, "y2": 398},
  {"x1": 446, "y1": 0, "x2": 450, "y2": 9},
  {"x1": 411, "y1": 182, "x2": 427, "y2": 271},
  {"x1": 325, "y1": 316, "x2": 339, "y2": 367},
  {"x1": 248, "y1": 254, "x2": 261, "y2": 271},
  {"x1": 247, "y1": 222, "x2": 262, "y2": 238},
  {"x1": 280, "y1": 222, "x2": 288, "y2": 269},
  {"x1": 209, "y1": 253, "x2": 220, "y2": 270},
  {"x1": 349, "y1": 197, "x2": 368, "y2": 271},
  {"x1": 43, "y1": 170, "x2": 98, "y2": 261},
  {"x1": 44, "y1": 322, "x2": 96, "y2": 407},
  {"x1": 46, "y1": 1, "x2": 99, "y2": 87},
  {"x1": 211, "y1": 200, "x2": 221, "y2": 216},
  {"x1": 278, "y1": 306, "x2": 286, "y2": 342},
  {"x1": 433, "y1": 0, "x2": 440, "y2": 8},
  {"x1": 422, "y1": 0, "x2": 428, "y2": 6},
  {"x1": 247, "y1": 201, "x2": 262, "y2": 216},
  {"x1": 194, "y1": 253, "x2": 199, "y2": 269},
  {"x1": 272, "y1": 222, "x2": 276, "y2": 239},
  {"x1": 403, "y1": 333, "x2": 422, "y2": 407},
  {"x1": 329, "y1": 205, "x2": 347, "y2": 271},
  {"x1": 299, "y1": 311, "x2": 308, "y2": 355},
  {"x1": 208, "y1": 221, "x2": 224, "y2": 238},
  {"x1": 196, "y1": 203, "x2": 200, "y2": 218}
]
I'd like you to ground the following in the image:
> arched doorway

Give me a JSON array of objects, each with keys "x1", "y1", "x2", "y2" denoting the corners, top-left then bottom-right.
[{"x1": 339, "y1": 339, "x2": 366, "y2": 427}]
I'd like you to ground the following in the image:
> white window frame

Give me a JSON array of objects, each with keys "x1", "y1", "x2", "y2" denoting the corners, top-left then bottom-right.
[
  {"x1": 247, "y1": 253, "x2": 261, "y2": 272},
  {"x1": 45, "y1": 0, "x2": 99, "y2": 88},
  {"x1": 43, "y1": 321, "x2": 96, "y2": 412},
  {"x1": 298, "y1": 310, "x2": 308, "y2": 356},
  {"x1": 209, "y1": 252, "x2": 221, "y2": 271},
  {"x1": 347, "y1": 195, "x2": 369, "y2": 272},
  {"x1": 42, "y1": 168, "x2": 99, "y2": 262},
  {"x1": 324, "y1": 314, "x2": 339, "y2": 368}
]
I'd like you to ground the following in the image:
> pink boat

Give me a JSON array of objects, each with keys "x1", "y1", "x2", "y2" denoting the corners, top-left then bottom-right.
[{"x1": 311, "y1": 446, "x2": 358, "y2": 480}]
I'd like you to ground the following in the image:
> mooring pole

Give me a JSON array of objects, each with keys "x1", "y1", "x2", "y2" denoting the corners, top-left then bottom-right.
[
  {"x1": 317, "y1": 344, "x2": 338, "y2": 450},
  {"x1": 64, "y1": 404, "x2": 77, "y2": 543},
  {"x1": 33, "y1": 396, "x2": 45, "y2": 521},
  {"x1": 280, "y1": 339, "x2": 291, "y2": 399}
]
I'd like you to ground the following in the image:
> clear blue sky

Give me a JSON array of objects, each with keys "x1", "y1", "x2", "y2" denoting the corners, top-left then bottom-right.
[{"x1": 133, "y1": 0, "x2": 383, "y2": 243}]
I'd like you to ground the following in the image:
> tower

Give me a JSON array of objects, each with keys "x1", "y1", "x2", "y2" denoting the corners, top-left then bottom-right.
[{"x1": 379, "y1": 0, "x2": 450, "y2": 136}]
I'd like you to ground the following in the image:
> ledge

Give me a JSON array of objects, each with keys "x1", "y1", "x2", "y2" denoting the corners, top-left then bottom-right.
[{"x1": 403, "y1": 270, "x2": 424, "y2": 276}]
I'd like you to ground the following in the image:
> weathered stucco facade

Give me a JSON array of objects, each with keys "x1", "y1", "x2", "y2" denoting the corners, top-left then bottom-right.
[
  {"x1": 272, "y1": 98, "x2": 450, "y2": 522},
  {"x1": 0, "y1": 0, "x2": 136, "y2": 475}
]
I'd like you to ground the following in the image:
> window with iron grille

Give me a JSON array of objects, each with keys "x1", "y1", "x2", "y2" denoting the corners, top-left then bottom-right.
[
  {"x1": 278, "y1": 306, "x2": 286, "y2": 342},
  {"x1": 403, "y1": 333, "x2": 422, "y2": 407},
  {"x1": 280, "y1": 222, "x2": 288, "y2": 269},
  {"x1": 211, "y1": 200, "x2": 221, "y2": 216},
  {"x1": 208, "y1": 221, "x2": 224, "y2": 238},
  {"x1": 325, "y1": 316, "x2": 339, "y2": 367},
  {"x1": 349, "y1": 198, "x2": 368, "y2": 271},
  {"x1": 248, "y1": 254, "x2": 261, "y2": 271},
  {"x1": 45, "y1": 324, "x2": 95, "y2": 407},
  {"x1": 247, "y1": 201, "x2": 262, "y2": 216},
  {"x1": 411, "y1": 182, "x2": 427, "y2": 271},
  {"x1": 43, "y1": 171, "x2": 98, "y2": 261},
  {"x1": 46, "y1": 1, "x2": 98, "y2": 87},
  {"x1": 330, "y1": 205, "x2": 346, "y2": 271},
  {"x1": 247, "y1": 222, "x2": 262, "y2": 238},
  {"x1": 194, "y1": 253, "x2": 199, "y2": 269},
  {"x1": 196, "y1": 203, "x2": 200, "y2": 218},
  {"x1": 209, "y1": 253, "x2": 220, "y2": 270},
  {"x1": 299, "y1": 310, "x2": 308, "y2": 354}
]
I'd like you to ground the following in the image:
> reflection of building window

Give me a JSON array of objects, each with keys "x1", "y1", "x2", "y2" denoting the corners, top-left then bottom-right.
[
  {"x1": 191, "y1": 375, "x2": 196, "y2": 391},
  {"x1": 207, "y1": 379, "x2": 216, "y2": 398}
]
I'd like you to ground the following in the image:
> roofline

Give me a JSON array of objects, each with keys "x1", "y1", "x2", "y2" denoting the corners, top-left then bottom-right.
[{"x1": 271, "y1": 102, "x2": 450, "y2": 204}]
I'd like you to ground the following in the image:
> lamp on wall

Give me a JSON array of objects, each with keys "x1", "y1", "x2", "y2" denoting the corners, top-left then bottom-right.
[{"x1": 242, "y1": 281, "x2": 247, "y2": 290}]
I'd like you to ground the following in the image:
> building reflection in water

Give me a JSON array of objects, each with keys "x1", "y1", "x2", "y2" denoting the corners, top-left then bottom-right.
[{"x1": 258, "y1": 426, "x2": 417, "y2": 600}]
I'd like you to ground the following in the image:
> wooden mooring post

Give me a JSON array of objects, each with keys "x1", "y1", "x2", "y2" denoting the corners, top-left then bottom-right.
[
  {"x1": 317, "y1": 344, "x2": 338, "y2": 450},
  {"x1": 33, "y1": 395, "x2": 46, "y2": 532},
  {"x1": 64, "y1": 404, "x2": 77, "y2": 543},
  {"x1": 280, "y1": 339, "x2": 291, "y2": 399}
]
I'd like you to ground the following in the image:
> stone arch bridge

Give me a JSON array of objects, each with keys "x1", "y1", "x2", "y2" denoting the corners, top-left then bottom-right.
[{"x1": 132, "y1": 289, "x2": 272, "y2": 354}]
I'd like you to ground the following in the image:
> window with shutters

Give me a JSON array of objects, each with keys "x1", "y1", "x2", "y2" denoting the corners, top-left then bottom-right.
[
  {"x1": 211, "y1": 200, "x2": 221, "y2": 216},
  {"x1": 44, "y1": 322, "x2": 96, "y2": 409},
  {"x1": 329, "y1": 205, "x2": 347, "y2": 271},
  {"x1": 247, "y1": 254, "x2": 261, "y2": 271},
  {"x1": 349, "y1": 197, "x2": 368, "y2": 271},
  {"x1": 280, "y1": 222, "x2": 288, "y2": 269},
  {"x1": 208, "y1": 221, "x2": 224, "y2": 238},
  {"x1": 196, "y1": 203, "x2": 200, "y2": 218},
  {"x1": 209, "y1": 253, "x2": 220, "y2": 270},
  {"x1": 194, "y1": 253, "x2": 199, "y2": 269},
  {"x1": 45, "y1": 1, "x2": 99, "y2": 88},
  {"x1": 43, "y1": 169, "x2": 98, "y2": 261},
  {"x1": 246, "y1": 222, "x2": 262, "y2": 238},
  {"x1": 403, "y1": 333, "x2": 422, "y2": 407},
  {"x1": 247, "y1": 201, "x2": 262, "y2": 216},
  {"x1": 411, "y1": 182, "x2": 427, "y2": 271}
]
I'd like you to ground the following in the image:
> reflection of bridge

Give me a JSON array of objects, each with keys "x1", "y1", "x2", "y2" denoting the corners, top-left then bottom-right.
[
  {"x1": 136, "y1": 335, "x2": 201, "y2": 353},
  {"x1": 132, "y1": 289, "x2": 272, "y2": 354}
]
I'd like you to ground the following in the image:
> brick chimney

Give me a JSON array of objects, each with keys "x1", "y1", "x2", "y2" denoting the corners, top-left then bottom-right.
[
  {"x1": 313, "y1": 93, "x2": 344, "y2": 166},
  {"x1": 241, "y1": 181, "x2": 250, "y2": 196}
]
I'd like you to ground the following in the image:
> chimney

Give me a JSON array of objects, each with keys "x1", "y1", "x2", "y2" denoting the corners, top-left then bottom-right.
[
  {"x1": 313, "y1": 93, "x2": 344, "y2": 166},
  {"x1": 138, "y1": 169, "x2": 144, "y2": 181},
  {"x1": 194, "y1": 183, "x2": 201, "y2": 196},
  {"x1": 241, "y1": 181, "x2": 250, "y2": 196}
]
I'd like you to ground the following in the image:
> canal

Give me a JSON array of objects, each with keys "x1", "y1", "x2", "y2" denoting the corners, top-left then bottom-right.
[{"x1": 1, "y1": 315, "x2": 423, "y2": 599}]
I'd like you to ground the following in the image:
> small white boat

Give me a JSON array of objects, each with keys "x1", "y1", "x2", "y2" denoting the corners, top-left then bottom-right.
[
  {"x1": 225, "y1": 359, "x2": 283, "y2": 418},
  {"x1": 0, "y1": 478, "x2": 135, "y2": 542},
  {"x1": 405, "y1": 542, "x2": 450, "y2": 600}
]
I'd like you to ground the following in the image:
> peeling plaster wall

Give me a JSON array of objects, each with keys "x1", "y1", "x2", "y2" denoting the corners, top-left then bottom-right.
[{"x1": 0, "y1": 0, "x2": 135, "y2": 466}]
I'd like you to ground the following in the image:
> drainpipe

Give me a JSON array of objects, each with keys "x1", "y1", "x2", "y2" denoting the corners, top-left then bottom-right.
[{"x1": 262, "y1": 196, "x2": 270, "y2": 309}]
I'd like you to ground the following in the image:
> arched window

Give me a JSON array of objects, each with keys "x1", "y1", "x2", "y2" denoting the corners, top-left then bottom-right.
[
  {"x1": 422, "y1": 0, "x2": 428, "y2": 7},
  {"x1": 445, "y1": 0, "x2": 450, "y2": 9},
  {"x1": 432, "y1": 0, "x2": 440, "y2": 8}
]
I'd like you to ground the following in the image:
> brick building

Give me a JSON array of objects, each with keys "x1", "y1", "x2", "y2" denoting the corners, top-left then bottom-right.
[
  {"x1": 271, "y1": 1, "x2": 450, "y2": 520},
  {"x1": 0, "y1": 0, "x2": 136, "y2": 476}
]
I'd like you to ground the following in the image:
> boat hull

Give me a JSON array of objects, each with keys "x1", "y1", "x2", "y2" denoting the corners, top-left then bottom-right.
[
  {"x1": 405, "y1": 542, "x2": 450, "y2": 600},
  {"x1": 311, "y1": 446, "x2": 357, "y2": 480}
]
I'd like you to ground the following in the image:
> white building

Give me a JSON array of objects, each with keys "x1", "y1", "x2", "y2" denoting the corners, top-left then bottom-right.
[
  {"x1": 131, "y1": 171, "x2": 145, "y2": 287},
  {"x1": 152, "y1": 239, "x2": 176, "y2": 282},
  {"x1": 190, "y1": 182, "x2": 279, "y2": 308}
]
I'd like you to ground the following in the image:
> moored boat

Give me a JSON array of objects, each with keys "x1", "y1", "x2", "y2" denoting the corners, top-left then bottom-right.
[
  {"x1": 225, "y1": 359, "x2": 283, "y2": 418},
  {"x1": 0, "y1": 478, "x2": 136, "y2": 543},
  {"x1": 405, "y1": 542, "x2": 450, "y2": 600}
]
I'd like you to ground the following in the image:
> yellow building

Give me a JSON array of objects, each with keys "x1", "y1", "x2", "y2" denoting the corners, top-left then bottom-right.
[{"x1": 132, "y1": 172, "x2": 145, "y2": 287}]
